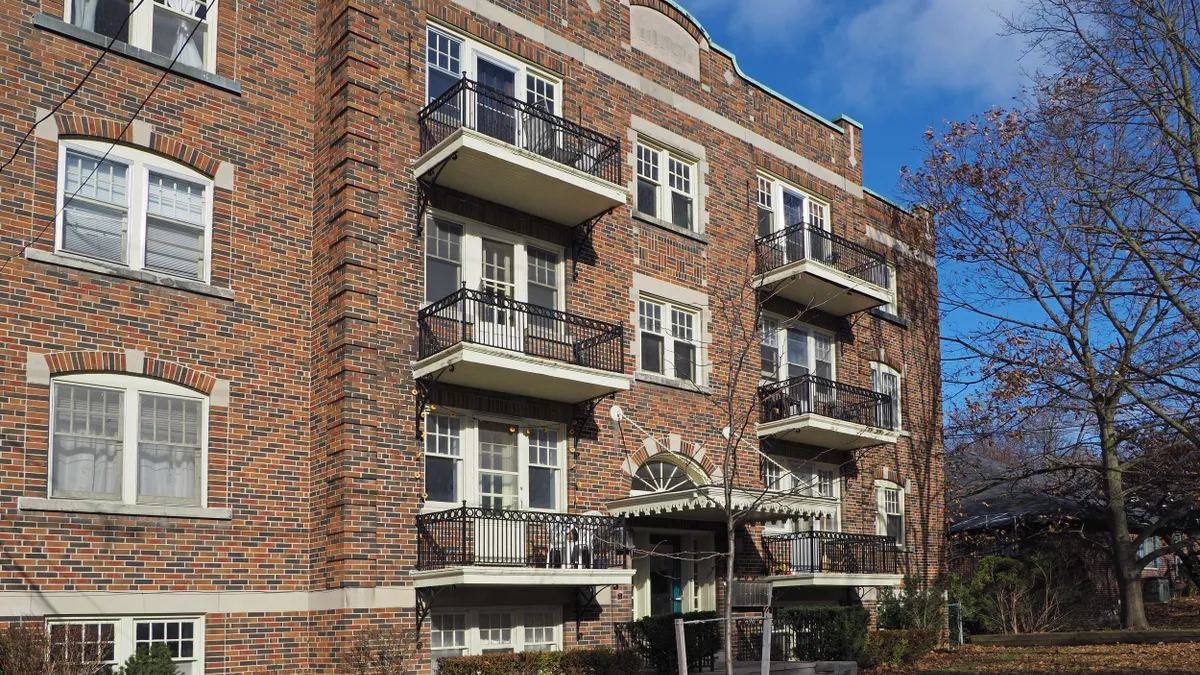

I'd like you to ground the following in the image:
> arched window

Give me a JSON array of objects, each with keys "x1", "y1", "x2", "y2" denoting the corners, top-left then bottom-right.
[{"x1": 631, "y1": 459, "x2": 698, "y2": 494}]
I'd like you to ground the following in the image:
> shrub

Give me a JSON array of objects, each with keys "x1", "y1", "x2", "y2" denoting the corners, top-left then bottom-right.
[
  {"x1": 340, "y1": 625, "x2": 422, "y2": 675},
  {"x1": 961, "y1": 553, "x2": 1090, "y2": 634},
  {"x1": 116, "y1": 643, "x2": 177, "y2": 675},
  {"x1": 0, "y1": 621, "x2": 108, "y2": 675},
  {"x1": 621, "y1": 611, "x2": 719, "y2": 674},
  {"x1": 436, "y1": 648, "x2": 639, "y2": 675},
  {"x1": 877, "y1": 574, "x2": 945, "y2": 631},
  {"x1": 860, "y1": 629, "x2": 938, "y2": 668},
  {"x1": 773, "y1": 605, "x2": 869, "y2": 662}
]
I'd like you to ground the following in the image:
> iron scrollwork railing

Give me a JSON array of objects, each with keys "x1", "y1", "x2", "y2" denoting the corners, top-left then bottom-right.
[
  {"x1": 418, "y1": 287, "x2": 625, "y2": 373},
  {"x1": 764, "y1": 531, "x2": 902, "y2": 575},
  {"x1": 759, "y1": 373, "x2": 896, "y2": 430},
  {"x1": 418, "y1": 76, "x2": 624, "y2": 185},
  {"x1": 416, "y1": 505, "x2": 630, "y2": 571},
  {"x1": 754, "y1": 223, "x2": 890, "y2": 288}
]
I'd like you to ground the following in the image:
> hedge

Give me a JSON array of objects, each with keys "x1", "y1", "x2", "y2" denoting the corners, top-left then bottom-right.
[
  {"x1": 620, "y1": 611, "x2": 720, "y2": 674},
  {"x1": 774, "y1": 605, "x2": 870, "y2": 662},
  {"x1": 860, "y1": 629, "x2": 939, "y2": 668},
  {"x1": 436, "y1": 648, "x2": 640, "y2": 675}
]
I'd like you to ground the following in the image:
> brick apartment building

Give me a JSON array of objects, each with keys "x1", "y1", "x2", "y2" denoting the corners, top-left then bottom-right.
[{"x1": 0, "y1": 0, "x2": 943, "y2": 671}]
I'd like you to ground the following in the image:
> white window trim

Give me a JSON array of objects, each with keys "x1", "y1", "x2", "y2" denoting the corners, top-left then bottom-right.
[
  {"x1": 423, "y1": 210, "x2": 566, "y2": 310},
  {"x1": 756, "y1": 172, "x2": 830, "y2": 236},
  {"x1": 630, "y1": 530, "x2": 715, "y2": 619},
  {"x1": 760, "y1": 312, "x2": 837, "y2": 383},
  {"x1": 635, "y1": 138, "x2": 698, "y2": 232},
  {"x1": 46, "y1": 615, "x2": 205, "y2": 673},
  {"x1": 762, "y1": 457, "x2": 840, "y2": 501},
  {"x1": 637, "y1": 294, "x2": 702, "y2": 384},
  {"x1": 875, "y1": 479, "x2": 905, "y2": 547},
  {"x1": 56, "y1": 140, "x2": 214, "y2": 284},
  {"x1": 871, "y1": 361, "x2": 903, "y2": 430},
  {"x1": 63, "y1": 0, "x2": 219, "y2": 72},
  {"x1": 49, "y1": 373, "x2": 209, "y2": 507},
  {"x1": 431, "y1": 606, "x2": 562, "y2": 656},
  {"x1": 425, "y1": 23, "x2": 562, "y2": 117},
  {"x1": 422, "y1": 408, "x2": 567, "y2": 513}
]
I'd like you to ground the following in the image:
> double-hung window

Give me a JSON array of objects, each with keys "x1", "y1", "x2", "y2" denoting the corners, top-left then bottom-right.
[
  {"x1": 639, "y1": 297, "x2": 700, "y2": 383},
  {"x1": 763, "y1": 458, "x2": 839, "y2": 499},
  {"x1": 423, "y1": 412, "x2": 565, "y2": 511},
  {"x1": 48, "y1": 616, "x2": 204, "y2": 674},
  {"x1": 877, "y1": 262, "x2": 899, "y2": 313},
  {"x1": 431, "y1": 609, "x2": 560, "y2": 659},
  {"x1": 760, "y1": 316, "x2": 836, "y2": 382},
  {"x1": 67, "y1": 0, "x2": 215, "y2": 70},
  {"x1": 636, "y1": 141, "x2": 697, "y2": 231},
  {"x1": 50, "y1": 374, "x2": 208, "y2": 506},
  {"x1": 876, "y1": 481, "x2": 905, "y2": 547},
  {"x1": 870, "y1": 362, "x2": 902, "y2": 430},
  {"x1": 57, "y1": 141, "x2": 213, "y2": 283}
]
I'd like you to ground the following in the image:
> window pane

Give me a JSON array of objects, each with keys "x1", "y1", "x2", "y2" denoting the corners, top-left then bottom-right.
[
  {"x1": 151, "y1": 2, "x2": 206, "y2": 69},
  {"x1": 782, "y1": 189, "x2": 804, "y2": 228},
  {"x1": 637, "y1": 178, "x2": 658, "y2": 217},
  {"x1": 641, "y1": 333, "x2": 664, "y2": 374},
  {"x1": 671, "y1": 192, "x2": 693, "y2": 230},
  {"x1": 479, "y1": 422, "x2": 518, "y2": 510},
  {"x1": 426, "y1": 455, "x2": 457, "y2": 503},
  {"x1": 71, "y1": 0, "x2": 132, "y2": 41},
  {"x1": 138, "y1": 394, "x2": 202, "y2": 502},
  {"x1": 426, "y1": 258, "x2": 461, "y2": 303},
  {"x1": 52, "y1": 384, "x2": 122, "y2": 498},
  {"x1": 425, "y1": 219, "x2": 462, "y2": 303},
  {"x1": 529, "y1": 466, "x2": 556, "y2": 510},
  {"x1": 757, "y1": 206, "x2": 773, "y2": 238},
  {"x1": 62, "y1": 151, "x2": 128, "y2": 263},
  {"x1": 673, "y1": 341, "x2": 695, "y2": 382},
  {"x1": 814, "y1": 334, "x2": 834, "y2": 380},
  {"x1": 427, "y1": 28, "x2": 462, "y2": 103},
  {"x1": 145, "y1": 216, "x2": 204, "y2": 279}
]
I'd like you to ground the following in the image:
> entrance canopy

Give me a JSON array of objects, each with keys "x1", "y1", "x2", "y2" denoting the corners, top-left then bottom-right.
[{"x1": 606, "y1": 486, "x2": 839, "y2": 523}]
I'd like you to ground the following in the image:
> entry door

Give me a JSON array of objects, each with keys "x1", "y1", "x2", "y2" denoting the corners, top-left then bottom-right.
[
  {"x1": 649, "y1": 535, "x2": 683, "y2": 615},
  {"x1": 790, "y1": 517, "x2": 822, "y2": 573},
  {"x1": 476, "y1": 422, "x2": 522, "y2": 564},
  {"x1": 476, "y1": 57, "x2": 516, "y2": 144},
  {"x1": 782, "y1": 188, "x2": 806, "y2": 263},
  {"x1": 785, "y1": 329, "x2": 810, "y2": 414},
  {"x1": 478, "y1": 239, "x2": 517, "y2": 348}
]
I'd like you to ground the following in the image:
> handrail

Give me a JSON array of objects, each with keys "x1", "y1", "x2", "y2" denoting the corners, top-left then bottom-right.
[
  {"x1": 763, "y1": 531, "x2": 902, "y2": 575},
  {"x1": 759, "y1": 373, "x2": 895, "y2": 430}
]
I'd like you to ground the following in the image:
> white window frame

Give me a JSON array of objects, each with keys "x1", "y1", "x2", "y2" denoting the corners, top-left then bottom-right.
[
  {"x1": 635, "y1": 139, "x2": 697, "y2": 232},
  {"x1": 762, "y1": 457, "x2": 840, "y2": 500},
  {"x1": 425, "y1": 24, "x2": 562, "y2": 117},
  {"x1": 875, "y1": 479, "x2": 905, "y2": 547},
  {"x1": 64, "y1": 0, "x2": 219, "y2": 72},
  {"x1": 49, "y1": 373, "x2": 209, "y2": 507},
  {"x1": 637, "y1": 295, "x2": 701, "y2": 384},
  {"x1": 630, "y1": 530, "x2": 715, "y2": 619},
  {"x1": 55, "y1": 140, "x2": 214, "y2": 284},
  {"x1": 423, "y1": 210, "x2": 565, "y2": 310},
  {"x1": 760, "y1": 313, "x2": 837, "y2": 382},
  {"x1": 430, "y1": 607, "x2": 562, "y2": 656},
  {"x1": 422, "y1": 409, "x2": 567, "y2": 513},
  {"x1": 870, "y1": 361, "x2": 902, "y2": 430},
  {"x1": 756, "y1": 172, "x2": 830, "y2": 235},
  {"x1": 46, "y1": 616, "x2": 205, "y2": 673}
]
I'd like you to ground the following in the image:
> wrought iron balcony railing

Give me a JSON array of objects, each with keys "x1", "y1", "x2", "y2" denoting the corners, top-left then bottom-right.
[
  {"x1": 416, "y1": 505, "x2": 630, "y2": 571},
  {"x1": 763, "y1": 531, "x2": 902, "y2": 576},
  {"x1": 418, "y1": 77, "x2": 624, "y2": 185},
  {"x1": 759, "y1": 373, "x2": 896, "y2": 430},
  {"x1": 754, "y1": 223, "x2": 889, "y2": 288},
  {"x1": 418, "y1": 287, "x2": 625, "y2": 373}
]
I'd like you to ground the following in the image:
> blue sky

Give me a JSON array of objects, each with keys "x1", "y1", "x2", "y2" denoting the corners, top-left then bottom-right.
[{"x1": 681, "y1": 0, "x2": 1036, "y2": 203}]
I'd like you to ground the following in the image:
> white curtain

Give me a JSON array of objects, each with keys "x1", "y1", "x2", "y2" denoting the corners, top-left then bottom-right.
[
  {"x1": 52, "y1": 385, "x2": 122, "y2": 497},
  {"x1": 137, "y1": 394, "x2": 200, "y2": 501},
  {"x1": 73, "y1": 0, "x2": 99, "y2": 30},
  {"x1": 154, "y1": 0, "x2": 205, "y2": 69}
]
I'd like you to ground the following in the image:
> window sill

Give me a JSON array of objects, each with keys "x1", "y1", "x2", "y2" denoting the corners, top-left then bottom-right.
[
  {"x1": 33, "y1": 14, "x2": 242, "y2": 95},
  {"x1": 868, "y1": 308, "x2": 909, "y2": 328},
  {"x1": 26, "y1": 248, "x2": 236, "y2": 301},
  {"x1": 635, "y1": 371, "x2": 712, "y2": 395},
  {"x1": 632, "y1": 211, "x2": 708, "y2": 244},
  {"x1": 18, "y1": 497, "x2": 232, "y2": 520}
]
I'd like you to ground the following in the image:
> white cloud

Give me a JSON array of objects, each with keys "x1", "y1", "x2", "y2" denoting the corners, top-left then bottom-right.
[{"x1": 684, "y1": 0, "x2": 821, "y2": 46}]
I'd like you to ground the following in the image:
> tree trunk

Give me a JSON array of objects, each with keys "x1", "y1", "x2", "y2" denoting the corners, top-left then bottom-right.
[
  {"x1": 1116, "y1": 569, "x2": 1149, "y2": 630},
  {"x1": 1099, "y1": 412, "x2": 1150, "y2": 630},
  {"x1": 724, "y1": 515, "x2": 735, "y2": 675}
]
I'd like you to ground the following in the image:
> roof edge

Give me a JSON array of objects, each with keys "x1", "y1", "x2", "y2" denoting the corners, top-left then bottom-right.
[{"x1": 865, "y1": 186, "x2": 914, "y2": 215}]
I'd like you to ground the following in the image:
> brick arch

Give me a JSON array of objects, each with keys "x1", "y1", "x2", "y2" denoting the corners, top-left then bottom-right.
[
  {"x1": 622, "y1": 444, "x2": 723, "y2": 487},
  {"x1": 629, "y1": 0, "x2": 711, "y2": 46},
  {"x1": 43, "y1": 350, "x2": 218, "y2": 395},
  {"x1": 55, "y1": 115, "x2": 223, "y2": 178}
]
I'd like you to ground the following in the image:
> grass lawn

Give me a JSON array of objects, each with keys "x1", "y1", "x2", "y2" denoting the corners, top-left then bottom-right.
[{"x1": 886, "y1": 643, "x2": 1200, "y2": 673}]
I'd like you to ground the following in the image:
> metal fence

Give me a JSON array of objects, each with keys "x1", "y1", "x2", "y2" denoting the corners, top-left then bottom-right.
[
  {"x1": 759, "y1": 373, "x2": 896, "y2": 430},
  {"x1": 418, "y1": 287, "x2": 625, "y2": 373},
  {"x1": 755, "y1": 223, "x2": 890, "y2": 288},
  {"x1": 763, "y1": 531, "x2": 902, "y2": 575},
  {"x1": 416, "y1": 505, "x2": 629, "y2": 571},
  {"x1": 418, "y1": 76, "x2": 624, "y2": 185}
]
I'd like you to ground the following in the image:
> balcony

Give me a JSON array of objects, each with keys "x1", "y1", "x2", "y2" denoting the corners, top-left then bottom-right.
[
  {"x1": 415, "y1": 288, "x2": 630, "y2": 403},
  {"x1": 758, "y1": 374, "x2": 898, "y2": 449},
  {"x1": 413, "y1": 506, "x2": 634, "y2": 587},
  {"x1": 754, "y1": 225, "x2": 890, "y2": 316},
  {"x1": 415, "y1": 77, "x2": 626, "y2": 225},
  {"x1": 764, "y1": 532, "x2": 903, "y2": 587}
]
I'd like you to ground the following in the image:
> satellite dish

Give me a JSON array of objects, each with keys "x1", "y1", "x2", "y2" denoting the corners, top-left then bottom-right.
[
  {"x1": 609, "y1": 405, "x2": 625, "y2": 422},
  {"x1": 721, "y1": 426, "x2": 731, "y2": 440}
]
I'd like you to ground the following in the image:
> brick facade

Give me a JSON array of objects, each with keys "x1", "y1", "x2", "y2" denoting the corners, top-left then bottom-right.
[{"x1": 0, "y1": 0, "x2": 942, "y2": 671}]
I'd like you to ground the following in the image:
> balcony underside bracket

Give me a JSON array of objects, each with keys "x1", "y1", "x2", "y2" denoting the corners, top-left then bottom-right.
[
  {"x1": 413, "y1": 367, "x2": 453, "y2": 440},
  {"x1": 571, "y1": 206, "x2": 617, "y2": 281},
  {"x1": 415, "y1": 153, "x2": 457, "y2": 235},
  {"x1": 415, "y1": 586, "x2": 451, "y2": 630},
  {"x1": 574, "y1": 584, "x2": 611, "y2": 641}
]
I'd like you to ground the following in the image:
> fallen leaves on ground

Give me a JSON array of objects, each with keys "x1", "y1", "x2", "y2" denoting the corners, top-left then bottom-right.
[
  {"x1": 1149, "y1": 597, "x2": 1200, "y2": 629},
  {"x1": 865, "y1": 643, "x2": 1200, "y2": 674}
]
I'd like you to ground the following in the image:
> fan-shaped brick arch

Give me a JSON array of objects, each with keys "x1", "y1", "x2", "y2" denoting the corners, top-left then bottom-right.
[
  {"x1": 621, "y1": 436, "x2": 723, "y2": 485},
  {"x1": 55, "y1": 115, "x2": 223, "y2": 177},
  {"x1": 41, "y1": 350, "x2": 218, "y2": 395}
]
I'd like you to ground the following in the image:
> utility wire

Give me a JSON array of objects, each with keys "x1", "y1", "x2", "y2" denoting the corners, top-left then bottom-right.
[
  {"x1": 0, "y1": 0, "x2": 217, "y2": 279},
  {"x1": 0, "y1": 0, "x2": 148, "y2": 179}
]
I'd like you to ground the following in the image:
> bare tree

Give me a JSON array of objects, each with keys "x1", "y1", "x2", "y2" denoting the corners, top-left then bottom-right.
[
  {"x1": 340, "y1": 625, "x2": 422, "y2": 675},
  {"x1": 0, "y1": 619, "x2": 107, "y2": 675}
]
